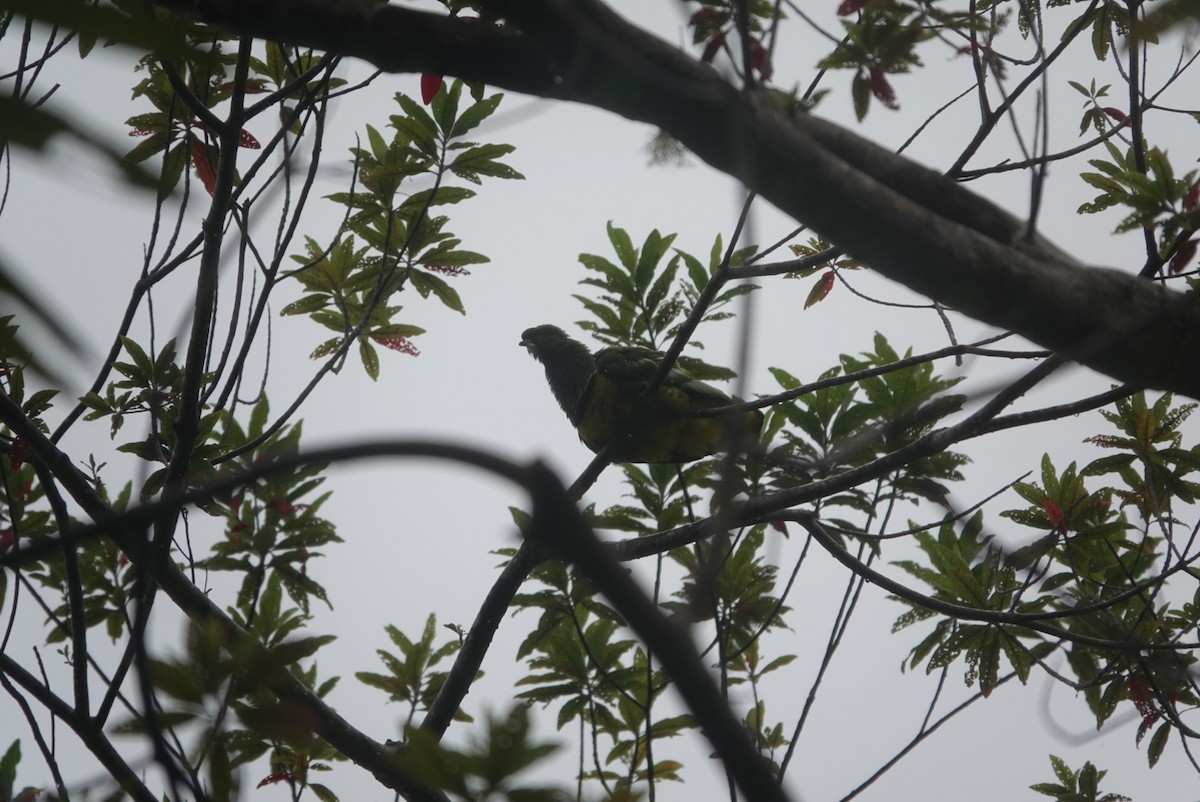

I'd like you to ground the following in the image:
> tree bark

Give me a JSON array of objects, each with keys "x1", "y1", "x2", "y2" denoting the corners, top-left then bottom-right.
[{"x1": 157, "y1": 0, "x2": 1200, "y2": 398}]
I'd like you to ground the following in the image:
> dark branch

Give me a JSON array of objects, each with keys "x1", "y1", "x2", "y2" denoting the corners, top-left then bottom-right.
[{"x1": 153, "y1": 0, "x2": 1200, "y2": 398}]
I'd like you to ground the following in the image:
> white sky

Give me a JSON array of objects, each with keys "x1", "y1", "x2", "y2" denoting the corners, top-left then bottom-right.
[{"x1": 2, "y1": 1, "x2": 1198, "y2": 800}]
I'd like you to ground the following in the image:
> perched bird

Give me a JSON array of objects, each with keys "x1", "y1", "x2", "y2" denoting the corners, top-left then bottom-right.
[{"x1": 520, "y1": 324, "x2": 763, "y2": 463}]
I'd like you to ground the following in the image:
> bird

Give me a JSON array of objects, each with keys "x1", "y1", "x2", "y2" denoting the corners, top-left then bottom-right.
[{"x1": 519, "y1": 324, "x2": 764, "y2": 463}]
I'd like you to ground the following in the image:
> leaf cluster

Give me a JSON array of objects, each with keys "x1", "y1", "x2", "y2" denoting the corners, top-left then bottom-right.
[
  {"x1": 1079, "y1": 140, "x2": 1200, "y2": 254},
  {"x1": 78, "y1": 338, "x2": 229, "y2": 499},
  {"x1": 1030, "y1": 755, "x2": 1131, "y2": 802},
  {"x1": 893, "y1": 513, "x2": 1046, "y2": 696},
  {"x1": 575, "y1": 222, "x2": 757, "y2": 381},
  {"x1": 283, "y1": 81, "x2": 521, "y2": 378},
  {"x1": 764, "y1": 333, "x2": 968, "y2": 521},
  {"x1": 390, "y1": 706, "x2": 566, "y2": 802},
  {"x1": 199, "y1": 396, "x2": 341, "y2": 617},
  {"x1": 119, "y1": 613, "x2": 340, "y2": 802},
  {"x1": 356, "y1": 613, "x2": 469, "y2": 729}
]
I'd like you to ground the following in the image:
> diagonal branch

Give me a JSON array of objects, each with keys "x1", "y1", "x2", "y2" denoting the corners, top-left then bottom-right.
[{"x1": 153, "y1": 0, "x2": 1200, "y2": 398}]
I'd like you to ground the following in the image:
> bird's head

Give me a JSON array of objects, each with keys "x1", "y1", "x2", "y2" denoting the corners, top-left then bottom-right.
[
  {"x1": 520, "y1": 325, "x2": 596, "y2": 425},
  {"x1": 519, "y1": 324, "x2": 570, "y2": 363}
]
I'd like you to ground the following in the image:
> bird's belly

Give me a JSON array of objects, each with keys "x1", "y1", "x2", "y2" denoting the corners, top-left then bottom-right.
[{"x1": 576, "y1": 386, "x2": 730, "y2": 463}]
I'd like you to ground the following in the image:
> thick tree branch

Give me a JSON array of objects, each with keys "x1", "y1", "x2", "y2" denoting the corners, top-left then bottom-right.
[{"x1": 155, "y1": 0, "x2": 1200, "y2": 398}]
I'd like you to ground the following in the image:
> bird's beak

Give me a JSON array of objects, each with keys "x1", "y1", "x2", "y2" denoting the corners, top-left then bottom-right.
[{"x1": 519, "y1": 338, "x2": 541, "y2": 362}]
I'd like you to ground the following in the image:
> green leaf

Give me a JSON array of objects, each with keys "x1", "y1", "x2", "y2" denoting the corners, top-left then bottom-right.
[
  {"x1": 311, "y1": 337, "x2": 343, "y2": 360},
  {"x1": 450, "y1": 92, "x2": 503, "y2": 139},
  {"x1": 391, "y1": 93, "x2": 440, "y2": 156},
  {"x1": 280, "y1": 295, "x2": 330, "y2": 316},
  {"x1": 1147, "y1": 721, "x2": 1170, "y2": 767},
  {"x1": 310, "y1": 784, "x2": 339, "y2": 802},
  {"x1": 371, "y1": 323, "x2": 426, "y2": 339},
  {"x1": 399, "y1": 186, "x2": 476, "y2": 213},
  {"x1": 852, "y1": 70, "x2": 871, "y2": 121},
  {"x1": 1050, "y1": 754, "x2": 1074, "y2": 787},
  {"x1": 410, "y1": 270, "x2": 465, "y2": 314},
  {"x1": 359, "y1": 338, "x2": 380, "y2": 380},
  {"x1": 634, "y1": 229, "x2": 676, "y2": 292},
  {"x1": 0, "y1": 740, "x2": 19, "y2": 802},
  {"x1": 447, "y1": 143, "x2": 523, "y2": 183},
  {"x1": 607, "y1": 221, "x2": 636, "y2": 269},
  {"x1": 432, "y1": 78, "x2": 462, "y2": 137}
]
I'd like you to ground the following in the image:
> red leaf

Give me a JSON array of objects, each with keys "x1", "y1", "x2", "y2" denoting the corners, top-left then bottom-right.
[
  {"x1": 769, "y1": 521, "x2": 789, "y2": 537},
  {"x1": 869, "y1": 67, "x2": 899, "y2": 110},
  {"x1": 0, "y1": 530, "x2": 14, "y2": 553},
  {"x1": 804, "y1": 270, "x2": 835, "y2": 308},
  {"x1": 1101, "y1": 106, "x2": 1128, "y2": 122},
  {"x1": 189, "y1": 138, "x2": 218, "y2": 195},
  {"x1": 238, "y1": 129, "x2": 261, "y2": 149},
  {"x1": 256, "y1": 772, "x2": 294, "y2": 789},
  {"x1": 751, "y1": 41, "x2": 771, "y2": 78},
  {"x1": 1168, "y1": 238, "x2": 1197, "y2": 275},
  {"x1": 701, "y1": 31, "x2": 726, "y2": 64},
  {"x1": 838, "y1": 0, "x2": 869, "y2": 15},
  {"x1": 1126, "y1": 676, "x2": 1161, "y2": 729},
  {"x1": 421, "y1": 74, "x2": 444, "y2": 105},
  {"x1": 1042, "y1": 499, "x2": 1066, "y2": 533},
  {"x1": 372, "y1": 336, "x2": 421, "y2": 356},
  {"x1": 9, "y1": 436, "x2": 24, "y2": 471},
  {"x1": 268, "y1": 499, "x2": 295, "y2": 517},
  {"x1": 1184, "y1": 183, "x2": 1200, "y2": 211}
]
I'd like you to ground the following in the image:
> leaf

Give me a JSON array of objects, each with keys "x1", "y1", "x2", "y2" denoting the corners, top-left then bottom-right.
[
  {"x1": 1049, "y1": 754, "x2": 1074, "y2": 787},
  {"x1": 607, "y1": 222, "x2": 636, "y2": 269},
  {"x1": 1147, "y1": 721, "x2": 1170, "y2": 767},
  {"x1": 852, "y1": 70, "x2": 871, "y2": 121},
  {"x1": 421, "y1": 74, "x2": 444, "y2": 105},
  {"x1": 805, "y1": 270, "x2": 836, "y2": 308},
  {"x1": 190, "y1": 138, "x2": 219, "y2": 195},
  {"x1": 410, "y1": 270, "x2": 465, "y2": 314},
  {"x1": 359, "y1": 338, "x2": 380, "y2": 380},
  {"x1": 634, "y1": 229, "x2": 676, "y2": 292},
  {"x1": 447, "y1": 143, "x2": 523, "y2": 183},
  {"x1": 0, "y1": 740, "x2": 19, "y2": 802},
  {"x1": 310, "y1": 337, "x2": 343, "y2": 360},
  {"x1": 391, "y1": 93, "x2": 440, "y2": 157},
  {"x1": 280, "y1": 295, "x2": 330, "y2": 316},
  {"x1": 450, "y1": 92, "x2": 503, "y2": 139}
]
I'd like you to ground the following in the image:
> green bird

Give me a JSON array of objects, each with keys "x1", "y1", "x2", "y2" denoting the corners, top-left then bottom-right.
[{"x1": 520, "y1": 324, "x2": 764, "y2": 463}]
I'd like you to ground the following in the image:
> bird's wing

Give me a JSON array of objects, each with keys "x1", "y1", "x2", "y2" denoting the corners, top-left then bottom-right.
[{"x1": 594, "y1": 346, "x2": 730, "y2": 407}]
